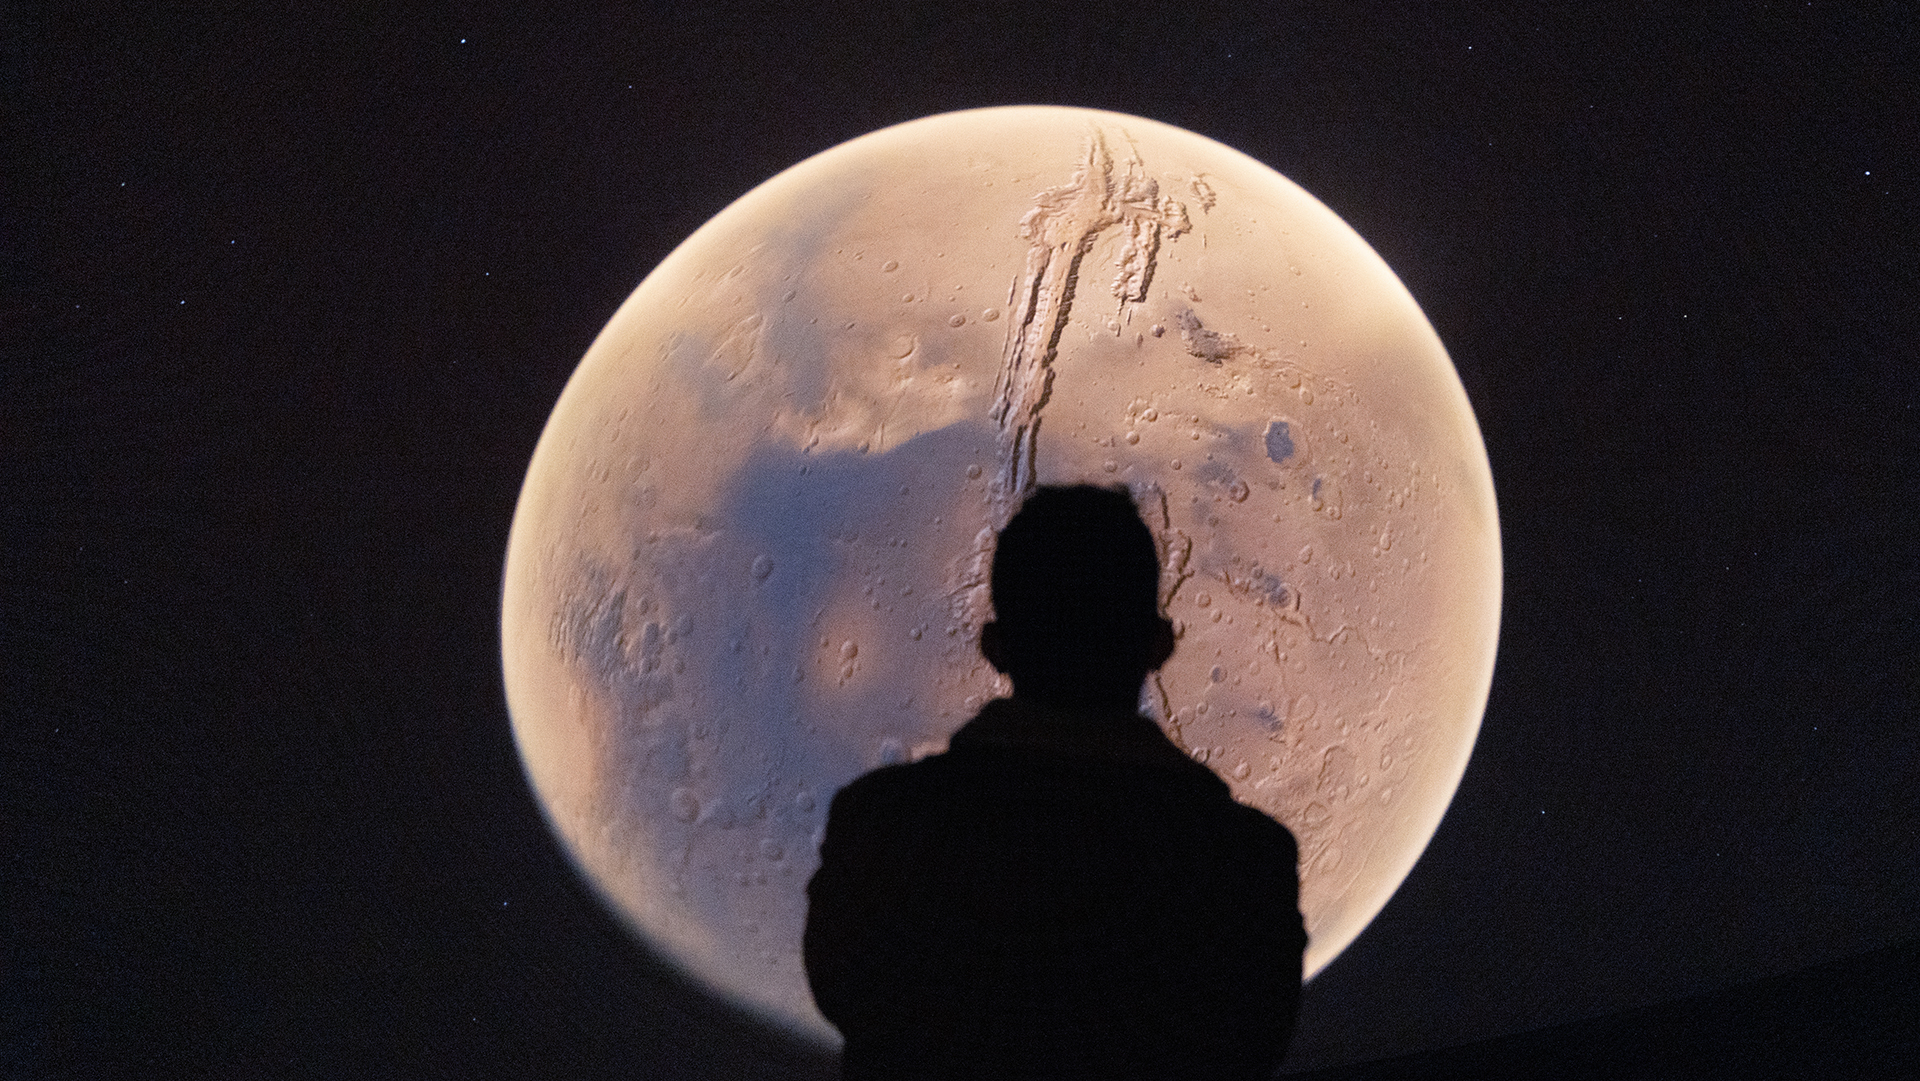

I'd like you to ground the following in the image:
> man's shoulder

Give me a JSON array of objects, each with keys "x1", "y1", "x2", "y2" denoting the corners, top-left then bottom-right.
[
  {"x1": 832, "y1": 731, "x2": 1207, "y2": 803},
  {"x1": 830, "y1": 746, "x2": 978, "y2": 792},
  {"x1": 821, "y1": 752, "x2": 973, "y2": 824},
  {"x1": 828, "y1": 734, "x2": 1295, "y2": 851}
]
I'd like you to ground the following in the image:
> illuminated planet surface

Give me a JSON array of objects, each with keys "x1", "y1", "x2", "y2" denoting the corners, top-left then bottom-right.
[{"x1": 501, "y1": 106, "x2": 1501, "y2": 1045}]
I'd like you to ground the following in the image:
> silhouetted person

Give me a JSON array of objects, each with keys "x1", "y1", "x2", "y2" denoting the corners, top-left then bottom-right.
[{"x1": 805, "y1": 485, "x2": 1306, "y2": 1081}]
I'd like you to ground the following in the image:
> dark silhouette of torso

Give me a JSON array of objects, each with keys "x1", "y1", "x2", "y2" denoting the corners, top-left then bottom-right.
[{"x1": 805, "y1": 696, "x2": 1306, "y2": 1081}]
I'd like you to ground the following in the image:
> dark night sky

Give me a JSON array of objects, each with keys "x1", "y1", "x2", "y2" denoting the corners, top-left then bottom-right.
[{"x1": 7, "y1": 3, "x2": 1916, "y2": 1077}]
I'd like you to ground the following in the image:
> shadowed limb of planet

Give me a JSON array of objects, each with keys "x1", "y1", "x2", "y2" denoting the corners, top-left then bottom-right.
[{"x1": 501, "y1": 105, "x2": 1500, "y2": 1045}]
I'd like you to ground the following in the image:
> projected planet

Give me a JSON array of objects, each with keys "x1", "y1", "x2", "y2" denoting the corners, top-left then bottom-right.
[{"x1": 501, "y1": 106, "x2": 1501, "y2": 1045}]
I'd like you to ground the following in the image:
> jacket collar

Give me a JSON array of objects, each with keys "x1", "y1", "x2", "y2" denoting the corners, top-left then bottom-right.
[{"x1": 948, "y1": 696, "x2": 1222, "y2": 782}]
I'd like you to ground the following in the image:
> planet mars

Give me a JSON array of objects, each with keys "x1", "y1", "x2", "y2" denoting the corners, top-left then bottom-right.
[{"x1": 501, "y1": 106, "x2": 1501, "y2": 1045}]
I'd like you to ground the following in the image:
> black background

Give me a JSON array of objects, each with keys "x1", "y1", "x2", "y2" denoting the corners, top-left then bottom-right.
[{"x1": 7, "y1": 2, "x2": 1916, "y2": 1077}]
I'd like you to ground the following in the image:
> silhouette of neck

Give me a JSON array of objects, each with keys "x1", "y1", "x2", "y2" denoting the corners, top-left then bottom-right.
[{"x1": 1008, "y1": 676, "x2": 1146, "y2": 714}]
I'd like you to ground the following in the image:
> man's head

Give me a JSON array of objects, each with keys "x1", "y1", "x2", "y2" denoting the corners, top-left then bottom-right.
[{"x1": 979, "y1": 485, "x2": 1176, "y2": 708}]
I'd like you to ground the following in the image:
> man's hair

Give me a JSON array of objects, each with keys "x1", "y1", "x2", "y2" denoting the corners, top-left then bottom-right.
[{"x1": 989, "y1": 485, "x2": 1164, "y2": 690}]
